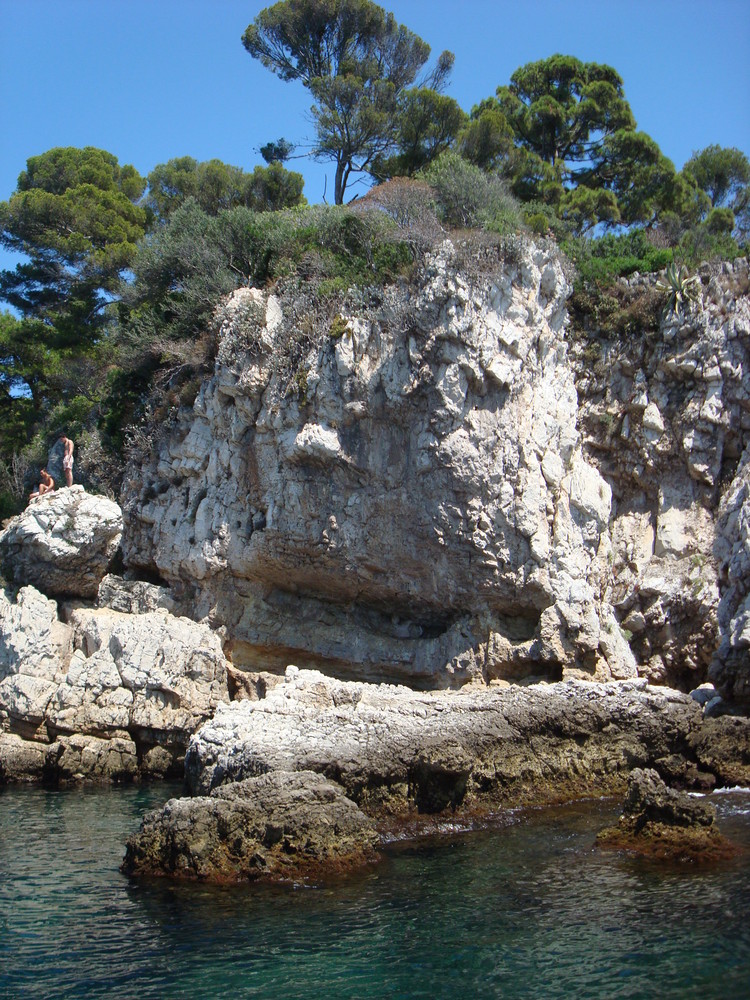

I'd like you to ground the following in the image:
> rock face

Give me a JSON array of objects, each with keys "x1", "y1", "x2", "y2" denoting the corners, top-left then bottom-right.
[
  {"x1": 571, "y1": 260, "x2": 750, "y2": 692},
  {"x1": 596, "y1": 767, "x2": 734, "y2": 861},
  {"x1": 122, "y1": 770, "x2": 379, "y2": 882},
  {"x1": 184, "y1": 669, "x2": 750, "y2": 807},
  {"x1": 711, "y1": 445, "x2": 750, "y2": 706},
  {"x1": 0, "y1": 487, "x2": 122, "y2": 598},
  {"x1": 0, "y1": 583, "x2": 231, "y2": 781},
  {"x1": 122, "y1": 239, "x2": 635, "y2": 687},
  {"x1": 118, "y1": 245, "x2": 750, "y2": 699}
]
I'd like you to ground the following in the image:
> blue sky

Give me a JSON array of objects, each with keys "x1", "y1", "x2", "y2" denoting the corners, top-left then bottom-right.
[{"x1": 1, "y1": 0, "x2": 748, "y2": 250}]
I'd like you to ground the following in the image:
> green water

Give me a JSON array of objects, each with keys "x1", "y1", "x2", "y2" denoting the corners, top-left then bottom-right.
[{"x1": 1, "y1": 782, "x2": 749, "y2": 1000}]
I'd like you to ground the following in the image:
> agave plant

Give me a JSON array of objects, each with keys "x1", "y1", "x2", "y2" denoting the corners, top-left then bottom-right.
[{"x1": 656, "y1": 262, "x2": 702, "y2": 317}]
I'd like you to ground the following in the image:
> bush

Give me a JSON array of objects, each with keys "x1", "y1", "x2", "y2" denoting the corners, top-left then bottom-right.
[
  {"x1": 357, "y1": 178, "x2": 443, "y2": 255},
  {"x1": 564, "y1": 229, "x2": 673, "y2": 286},
  {"x1": 421, "y1": 151, "x2": 523, "y2": 234}
]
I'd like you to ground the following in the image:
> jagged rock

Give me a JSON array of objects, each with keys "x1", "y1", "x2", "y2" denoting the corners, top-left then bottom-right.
[
  {"x1": 596, "y1": 767, "x2": 735, "y2": 861},
  {"x1": 97, "y1": 574, "x2": 177, "y2": 615},
  {"x1": 184, "y1": 669, "x2": 750, "y2": 810},
  {"x1": 0, "y1": 585, "x2": 72, "y2": 736},
  {"x1": 572, "y1": 259, "x2": 750, "y2": 691},
  {"x1": 50, "y1": 606, "x2": 230, "y2": 744},
  {"x1": 121, "y1": 238, "x2": 634, "y2": 686},
  {"x1": 122, "y1": 770, "x2": 379, "y2": 882},
  {"x1": 710, "y1": 445, "x2": 750, "y2": 707},
  {"x1": 0, "y1": 487, "x2": 122, "y2": 599},
  {"x1": 0, "y1": 585, "x2": 231, "y2": 781}
]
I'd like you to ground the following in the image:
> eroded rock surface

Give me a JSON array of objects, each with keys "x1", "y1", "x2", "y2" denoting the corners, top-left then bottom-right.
[
  {"x1": 122, "y1": 770, "x2": 379, "y2": 882},
  {"x1": 596, "y1": 767, "x2": 735, "y2": 861},
  {"x1": 122, "y1": 239, "x2": 633, "y2": 686},
  {"x1": 572, "y1": 260, "x2": 750, "y2": 691},
  {"x1": 0, "y1": 584, "x2": 230, "y2": 782},
  {"x1": 711, "y1": 445, "x2": 750, "y2": 707},
  {"x1": 0, "y1": 487, "x2": 122, "y2": 598},
  {"x1": 185, "y1": 669, "x2": 750, "y2": 809}
]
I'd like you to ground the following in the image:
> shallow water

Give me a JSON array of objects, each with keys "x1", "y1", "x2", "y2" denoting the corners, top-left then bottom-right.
[{"x1": 1, "y1": 783, "x2": 749, "y2": 1000}]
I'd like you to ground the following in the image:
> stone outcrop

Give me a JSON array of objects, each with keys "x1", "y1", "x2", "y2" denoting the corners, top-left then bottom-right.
[
  {"x1": 122, "y1": 770, "x2": 379, "y2": 882},
  {"x1": 122, "y1": 239, "x2": 634, "y2": 687},
  {"x1": 0, "y1": 487, "x2": 122, "y2": 598},
  {"x1": 710, "y1": 445, "x2": 750, "y2": 706},
  {"x1": 571, "y1": 260, "x2": 750, "y2": 691},
  {"x1": 596, "y1": 767, "x2": 736, "y2": 861},
  {"x1": 121, "y1": 669, "x2": 749, "y2": 881},
  {"x1": 185, "y1": 669, "x2": 750, "y2": 806},
  {"x1": 0, "y1": 583, "x2": 231, "y2": 782},
  {"x1": 117, "y1": 245, "x2": 750, "y2": 701},
  {"x1": 0, "y1": 585, "x2": 73, "y2": 738}
]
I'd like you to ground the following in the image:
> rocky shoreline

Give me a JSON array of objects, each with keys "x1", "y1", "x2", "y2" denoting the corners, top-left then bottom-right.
[
  {"x1": 2, "y1": 239, "x2": 749, "y2": 882},
  {"x1": 121, "y1": 667, "x2": 750, "y2": 882}
]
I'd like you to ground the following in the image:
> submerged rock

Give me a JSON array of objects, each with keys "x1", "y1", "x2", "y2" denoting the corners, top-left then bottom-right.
[
  {"x1": 596, "y1": 767, "x2": 736, "y2": 862},
  {"x1": 122, "y1": 770, "x2": 379, "y2": 882},
  {"x1": 0, "y1": 487, "x2": 122, "y2": 599}
]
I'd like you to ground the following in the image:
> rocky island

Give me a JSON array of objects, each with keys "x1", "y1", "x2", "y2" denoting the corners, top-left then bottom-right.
[{"x1": 2, "y1": 236, "x2": 749, "y2": 880}]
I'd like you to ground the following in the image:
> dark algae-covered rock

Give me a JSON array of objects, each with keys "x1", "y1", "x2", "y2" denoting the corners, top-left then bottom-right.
[
  {"x1": 596, "y1": 767, "x2": 738, "y2": 862},
  {"x1": 122, "y1": 770, "x2": 380, "y2": 883}
]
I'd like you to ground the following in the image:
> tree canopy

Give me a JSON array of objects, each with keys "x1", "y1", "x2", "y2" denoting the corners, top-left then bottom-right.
[
  {"x1": 243, "y1": 0, "x2": 454, "y2": 203},
  {"x1": 145, "y1": 157, "x2": 305, "y2": 219}
]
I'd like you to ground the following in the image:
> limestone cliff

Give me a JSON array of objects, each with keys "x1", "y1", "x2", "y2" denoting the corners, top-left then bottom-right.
[
  {"x1": 119, "y1": 240, "x2": 749, "y2": 700},
  {"x1": 121, "y1": 239, "x2": 631, "y2": 688}
]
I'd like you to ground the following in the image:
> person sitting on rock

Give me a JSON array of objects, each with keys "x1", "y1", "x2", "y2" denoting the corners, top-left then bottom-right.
[
  {"x1": 29, "y1": 469, "x2": 55, "y2": 500},
  {"x1": 59, "y1": 434, "x2": 74, "y2": 487}
]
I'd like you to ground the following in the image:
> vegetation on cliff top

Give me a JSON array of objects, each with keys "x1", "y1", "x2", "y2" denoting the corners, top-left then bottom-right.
[{"x1": 0, "y1": 0, "x2": 747, "y2": 515}]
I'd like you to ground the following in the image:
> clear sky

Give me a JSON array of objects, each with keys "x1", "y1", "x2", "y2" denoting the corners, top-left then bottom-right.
[{"x1": 1, "y1": 0, "x2": 748, "y2": 256}]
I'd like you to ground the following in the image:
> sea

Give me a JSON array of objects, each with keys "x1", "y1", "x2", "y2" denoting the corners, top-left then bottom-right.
[{"x1": 1, "y1": 781, "x2": 749, "y2": 1000}]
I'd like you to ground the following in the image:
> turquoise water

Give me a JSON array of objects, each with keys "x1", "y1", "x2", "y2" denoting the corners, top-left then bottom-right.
[{"x1": 1, "y1": 783, "x2": 749, "y2": 1000}]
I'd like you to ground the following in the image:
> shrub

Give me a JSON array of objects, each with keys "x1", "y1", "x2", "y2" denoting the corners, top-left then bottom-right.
[
  {"x1": 420, "y1": 151, "x2": 523, "y2": 234},
  {"x1": 563, "y1": 229, "x2": 673, "y2": 286}
]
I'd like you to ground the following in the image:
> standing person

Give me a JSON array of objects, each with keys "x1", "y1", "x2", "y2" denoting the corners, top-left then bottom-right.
[{"x1": 59, "y1": 434, "x2": 74, "y2": 487}]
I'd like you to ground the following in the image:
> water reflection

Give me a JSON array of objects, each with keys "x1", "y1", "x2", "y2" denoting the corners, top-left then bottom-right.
[{"x1": 1, "y1": 784, "x2": 749, "y2": 999}]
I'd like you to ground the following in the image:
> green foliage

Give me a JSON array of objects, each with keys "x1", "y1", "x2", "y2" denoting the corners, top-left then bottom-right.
[
  {"x1": 655, "y1": 262, "x2": 702, "y2": 317},
  {"x1": 243, "y1": 0, "x2": 453, "y2": 203},
  {"x1": 421, "y1": 151, "x2": 522, "y2": 233},
  {"x1": 373, "y1": 88, "x2": 466, "y2": 179},
  {"x1": 569, "y1": 282, "x2": 663, "y2": 340},
  {"x1": 121, "y1": 200, "x2": 411, "y2": 361},
  {"x1": 563, "y1": 229, "x2": 673, "y2": 286},
  {"x1": 145, "y1": 157, "x2": 305, "y2": 219},
  {"x1": 259, "y1": 138, "x2": 296, "y2": 163},
  {"x1": 457, "y1": 98, "x2": 515, "y2": 172},
  {"x1": 495, "y1": 55, "x2": 635, "y2": 174},
  {"x1": 0, "y1": 148, "x2": 149, "y2": 468},
  {"x1": 683, "y1": 145, "x2": 750, "y2": 211}
]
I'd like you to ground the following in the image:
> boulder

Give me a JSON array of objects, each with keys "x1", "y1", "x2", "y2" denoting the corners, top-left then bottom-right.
[
  {"x1": 596, "y1": 767, "x2": 736, "y2": 861},
  {"x1": 0, "y1": 487, "x2": 122, "y2": 599},
  {"x1": 122, "y1": 770, "x2": 379, "y2": 882}
]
